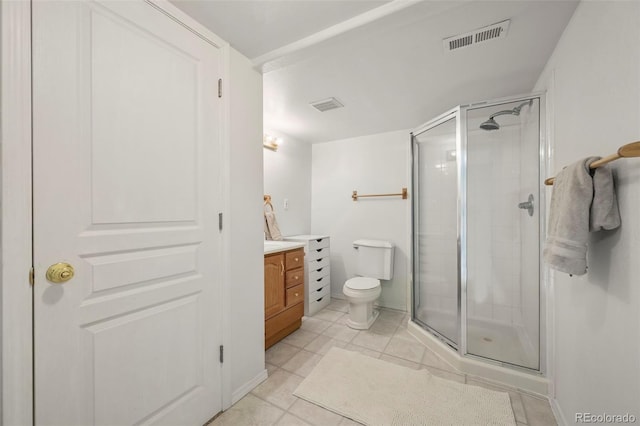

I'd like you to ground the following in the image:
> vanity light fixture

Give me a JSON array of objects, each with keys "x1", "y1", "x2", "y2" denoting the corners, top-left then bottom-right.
[{"x1": 263, "y1": 134, "x2": 281, "y2": 151}]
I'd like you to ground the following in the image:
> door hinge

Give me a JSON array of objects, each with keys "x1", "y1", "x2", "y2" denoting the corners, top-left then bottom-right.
[
  {"x1": 218, "y1": 212, "x2": 223, "y2": 231},
  {"x1": 29, "y1": 267, "x2": 34, "y2": 286},
  {"x1": 218, "y1": 78, "x2": 222, "y2": 98},
  {"x1": 219, "y1": 345, "x2": 224, "y2": 363}
]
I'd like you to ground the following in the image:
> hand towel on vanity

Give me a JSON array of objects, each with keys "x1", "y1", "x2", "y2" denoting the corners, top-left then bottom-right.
[
  {"x1": 263, "y1": 202, "x2": 283, "y2": 241},
  {"x1": 264, "y1": 215, "x2": 272, "y2": 240},
  {"x1": 543, "y1": 157, "x2": 599, "y2": 276},
  {"x1": 264, "y1": 212, "x2": 283, "y2": 241}
]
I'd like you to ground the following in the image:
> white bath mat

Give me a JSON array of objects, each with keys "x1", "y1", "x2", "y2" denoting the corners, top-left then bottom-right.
[{"x1": 294, "y1": 347, "x2": 516, "y2": 426}]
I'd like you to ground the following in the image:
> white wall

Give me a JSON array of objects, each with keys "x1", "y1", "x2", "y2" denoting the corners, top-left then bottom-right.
[
  {"x1": 227, "y1": 48, "x2": 266, "y2": 403},
  {"x1": 535, "y1": 2, "x2": 640, "y2": 423},
  {"x1": 311, "y1": 130, "x2": 411, "y2": 311},
  {"x1": 263, "y1": 131, "x2": 312, "y2": 236}
]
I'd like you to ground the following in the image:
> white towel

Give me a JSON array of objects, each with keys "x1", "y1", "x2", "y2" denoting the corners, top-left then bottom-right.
[{"x1": 543, "y1": 157, "x2": 620, "y2": 276}]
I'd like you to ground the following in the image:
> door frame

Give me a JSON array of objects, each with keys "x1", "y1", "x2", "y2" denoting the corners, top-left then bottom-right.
[
  {"x1": 1, "y1": 1, "x2": 33, "y2": 424},
  {"x1": 0, "y1": 2, "x2": 233, "y2": 424}
]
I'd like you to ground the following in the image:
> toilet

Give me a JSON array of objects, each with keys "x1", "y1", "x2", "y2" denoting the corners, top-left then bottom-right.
[{"x1": 343, "y1": 239, "x2": 394, "y2": 330}]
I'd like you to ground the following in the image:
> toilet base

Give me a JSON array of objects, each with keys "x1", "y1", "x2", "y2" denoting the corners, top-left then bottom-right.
[{"x1": 346, "y1": 307, "x2": 379, "y2": 330}]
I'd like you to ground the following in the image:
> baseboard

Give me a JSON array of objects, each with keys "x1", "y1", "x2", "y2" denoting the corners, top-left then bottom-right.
[
  {"x1": 549, "y1": 397, "x2": 568, "y2": 426},
  {"x1": 231, "y1": 369, "x2": 268, "y2": 405}
]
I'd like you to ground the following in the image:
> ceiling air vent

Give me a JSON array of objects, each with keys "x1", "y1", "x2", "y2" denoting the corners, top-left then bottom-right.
[
  {"x1": 310, "y1": 97, "x2": 344, "y2": 112},
  {"x1": 443, "y1": 20, "x2": 510, "y2": 53}
]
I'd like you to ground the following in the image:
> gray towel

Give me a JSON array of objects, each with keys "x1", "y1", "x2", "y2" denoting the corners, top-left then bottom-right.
[
  {"x1": 544, "y1": 157, "x2": 597, "y2": 275},
  {"x1": 544, "y1": 157, "x2": 620, "y2": 275},
  {"x1": 590, "y1": 166, "x2": 621, "y2": 231}
]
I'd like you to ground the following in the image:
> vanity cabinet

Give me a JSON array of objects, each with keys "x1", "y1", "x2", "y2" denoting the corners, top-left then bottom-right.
[
  {"x1": 264, "y1": 247, "x2": 305, "y2": 349},
  {"x1": 284, "y1": 235, "x2": 331, "y2": 316}
]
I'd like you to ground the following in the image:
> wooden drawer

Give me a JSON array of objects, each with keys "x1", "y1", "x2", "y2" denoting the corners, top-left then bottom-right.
[
  {"x1": 306, "y1": 246, "x2": 329, "y2": 262},
  {"x1": 285, "y1": 249, "x2": 304, "y2": 271},
  {"x1": 309, "y1": 266, "x2": 330, "y2": 282},
  {"x1": 308, "y1": 256, "x2": 329, "y2": 271},
  {"x1": 309, "y1": 237, "x2": 329, "y2": 251},
  {"x1": 264, "y1": 253, "x2": 285, "y2": 320},
  {"x1": 308, "y1": 274, "x2": 330, "y2": 292},
  {"x1": 285, "y1": 267, "x2": 304, "y2": 288},
  {"x1": 265, "y1": 302, "x2": 304, "y2": 348},
  {"x1": 286, "y1": 284, "x2": 304, "y2": 307}
]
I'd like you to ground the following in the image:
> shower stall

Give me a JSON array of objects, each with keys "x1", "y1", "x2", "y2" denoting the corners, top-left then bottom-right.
[{"x1": 410, "y1": 94, "x2": 547, "y2": 391}]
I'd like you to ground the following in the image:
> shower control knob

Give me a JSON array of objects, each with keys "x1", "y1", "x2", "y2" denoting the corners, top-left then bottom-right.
[{"x1": 518, "y1": 194, "x2": 535, "y2": 217}]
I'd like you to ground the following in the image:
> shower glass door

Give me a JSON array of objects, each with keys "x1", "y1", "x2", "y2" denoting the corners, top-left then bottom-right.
[
  {"x1": 412, "y1": 112, "x2": 459, "y2": 347},
  {"x1": 464, "y1": 98, "x2": 541, "y2": 370}
]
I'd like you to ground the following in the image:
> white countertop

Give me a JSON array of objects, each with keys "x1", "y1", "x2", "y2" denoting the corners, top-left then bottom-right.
[
  {"x1": 283, "y1": 234, "x2": 330, "y2": 241},
  {"x1": 263, "y1": 240, "x2": 306, "y2": 255}
]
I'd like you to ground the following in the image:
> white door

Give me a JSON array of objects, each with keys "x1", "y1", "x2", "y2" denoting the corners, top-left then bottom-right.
[{"x1": 32, "y1": 1, "x2": 223, "y2": 424}]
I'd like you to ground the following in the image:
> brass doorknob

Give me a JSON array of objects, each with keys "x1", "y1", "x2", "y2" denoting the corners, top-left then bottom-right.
[{"x1": 46, "y1": 262, "x2": 75, "y2": 284}]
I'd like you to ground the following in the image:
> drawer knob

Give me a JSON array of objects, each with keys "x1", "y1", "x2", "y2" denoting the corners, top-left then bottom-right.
[
  {"x1": 295, "y1": 293, "x2": 299, "y2": 297},
  {"x1": 294, "y1": 276, "x2": 299, "y2": 280},
  {"x1": 295, "y1": 257, "x2": 299, "y2": 262}
]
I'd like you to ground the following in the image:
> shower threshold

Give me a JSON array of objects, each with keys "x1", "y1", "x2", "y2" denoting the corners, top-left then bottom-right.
[{"x1": 408, "y1": 320, "x2": 548, "y2": 396}]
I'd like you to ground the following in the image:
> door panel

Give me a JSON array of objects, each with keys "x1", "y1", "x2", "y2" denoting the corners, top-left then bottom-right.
[
  {"x1": 90, "y1": 296, "x2": 200, "y2": 425},
  {"x1": 264, "y1": 254, "x2": 285, "y2": 319},
  {"x1": 90, "y1": 7, "x2": 198, "y2": 224},
  {"x1": 412, "y1": 116, "x2": 460, "y2": 347},
  {"x1": 32, "y1": 1, "x2": 223, "y2": 424}
]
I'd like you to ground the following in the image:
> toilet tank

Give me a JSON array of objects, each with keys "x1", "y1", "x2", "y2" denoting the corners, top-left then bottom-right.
[{"x1": 353, "y1": 239, "x2": 394, "y2": 280}]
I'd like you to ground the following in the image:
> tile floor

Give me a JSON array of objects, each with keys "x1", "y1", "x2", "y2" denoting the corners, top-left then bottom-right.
[{"x1": 210, "y1": 299, "x2": 557, "y2": 426}]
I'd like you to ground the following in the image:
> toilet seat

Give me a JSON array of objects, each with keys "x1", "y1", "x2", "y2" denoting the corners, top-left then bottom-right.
[{"x1": 344, "y1": 277, "x2": 379, "y2": 290}]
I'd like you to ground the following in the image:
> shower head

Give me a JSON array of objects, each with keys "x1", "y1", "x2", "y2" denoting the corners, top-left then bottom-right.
[
  {"x1": 479, "y1": 99, "x2": 534, "y2": 131},
  {"x1": 479, "y1": 117, "x2": 500, "y2": 131}
]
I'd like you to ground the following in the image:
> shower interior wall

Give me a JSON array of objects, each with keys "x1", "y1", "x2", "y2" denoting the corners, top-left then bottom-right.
[
  {"x1": 519, "y1": 104, "x2": 542, "y2": 362},
  {"x1": 467, "y1": 104, "x2": 540, "y2": 338},
  {"x1": 466, "y1": 123, "x2": 524, "y2": 327}
]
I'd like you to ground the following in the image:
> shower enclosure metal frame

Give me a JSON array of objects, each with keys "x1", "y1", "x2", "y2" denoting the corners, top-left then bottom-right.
[{"x1": 411, "y1": 92, "x2": 548, "y2": 375}]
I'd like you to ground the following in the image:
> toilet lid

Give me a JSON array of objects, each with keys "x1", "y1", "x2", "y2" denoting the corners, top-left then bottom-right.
[{"x1": 345, "y1": 277, "x2": 380, "y2": 290}]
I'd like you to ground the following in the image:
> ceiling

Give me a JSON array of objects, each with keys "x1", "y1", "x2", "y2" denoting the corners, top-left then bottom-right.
[{"x1": 171, "y1": 0, "x2": 579, "y2": 143}]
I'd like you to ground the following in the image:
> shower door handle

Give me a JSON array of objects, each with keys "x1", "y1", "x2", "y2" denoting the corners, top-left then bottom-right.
[{"x1": 518, "y1": 194, "x2": 534, "y2": 217}]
